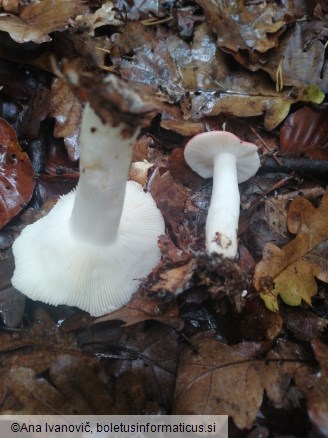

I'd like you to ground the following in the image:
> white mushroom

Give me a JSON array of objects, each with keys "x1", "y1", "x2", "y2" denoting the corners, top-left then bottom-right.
[
  {"x1": 11, "y1": 103, "x2": 165, "y2": 317},
  {"x1": 184, "y1": 131, "x2": 260, "y2": 258}
]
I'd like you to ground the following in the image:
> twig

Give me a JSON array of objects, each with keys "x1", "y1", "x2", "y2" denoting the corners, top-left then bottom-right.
[{"x1": 261, "y1": 156, "x2": 328, "y2": 176}]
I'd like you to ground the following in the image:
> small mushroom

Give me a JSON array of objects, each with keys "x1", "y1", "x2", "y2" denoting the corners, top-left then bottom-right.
[
  {"x1": 184, "y1": 131, "x2": 260, "y2": 258},
  {"x1": 11, "y1": 103, "x2": 165, "y2": 316}
]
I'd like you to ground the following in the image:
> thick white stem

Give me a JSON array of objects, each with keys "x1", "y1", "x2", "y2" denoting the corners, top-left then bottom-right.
[
  {"x1": 206, "y1": 152, "x2": 240, "y2": 258},
  {"x1": 70, "y1": 104, "x2": 139, "y2": 246}
]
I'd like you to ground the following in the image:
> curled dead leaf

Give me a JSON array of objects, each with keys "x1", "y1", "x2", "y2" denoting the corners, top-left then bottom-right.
[{"x1": 280, "y1": 107, "x2": 328, "y2": 157}]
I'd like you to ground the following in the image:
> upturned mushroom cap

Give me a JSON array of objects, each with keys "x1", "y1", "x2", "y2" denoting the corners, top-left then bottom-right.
[
  {"x1": 11, "y1": 181, "x2": 164, "y2": 317},
  {"x1": 184, "y1": 131, "x2": 260, "y2": 181}
]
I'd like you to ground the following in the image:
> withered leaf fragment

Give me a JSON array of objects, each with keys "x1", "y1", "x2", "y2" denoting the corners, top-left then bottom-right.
[
  {"x1": 280, "y1": 107, "x2": 328, "y2": 158},
  {"x1": 174, "y1": 335, "x2": 312, "y2": 430},
  {"x1": 295, "y1": 339, "x2": 328, "y2": 437},
  {"x1": 258, "y1": 339, "x2": 309, "y2": 409},
  {"x1": 148, "y1": 169, "x2": 188, "y2": 235},
  {"x1": 197, "y1": 0, "x2": 286, "y2": 54},
  {"x1": 0, "y1": 118, "x2": 35, "y2": 229},
  {"x1": 116, "y1": 22, "x2": 306, "y2": 130},
  {"x1": 281, "y1": 306, "x2": 328, "y2": 342},
  {"x1": 49, "y1": 354, "x2": 114, "y2": 414},
  {"x1": 7, "y1": 366, "x2": 70, "y2": 414},
  {"x1": 254, "y1": 191, "x2": 328, "y2": 311},
  {"x1": 0, "y1": 0, "x2": 88, "y2": 44},
  {"x1": 173, "y1": 333, "x2": 263, "y2": 429},
  {"x1": 257, "y1": 23, "x2": 328, "y2": 93},
  {"x1": 2, "y1": 354, "x2": 110, "y2": 414},
  {"x1": 74, "y1": 1, "x2": 121, "y2": 35},
  {"x1": 50, "y1": 78, "x2": 83, "y2": 161},
  {"x1": 0, "y1": 250, "x2": 25, "y2": 327}
]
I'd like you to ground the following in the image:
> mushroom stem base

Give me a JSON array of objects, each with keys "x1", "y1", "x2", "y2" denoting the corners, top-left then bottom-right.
[{"x1": 12, "y1": 181, "x2": 164, "y2": 317}]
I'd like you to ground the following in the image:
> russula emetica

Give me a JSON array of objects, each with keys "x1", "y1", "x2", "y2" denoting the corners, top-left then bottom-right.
[
  {"x1": 11, "y1": 103, "x2": 165, "y2": 316},
  {"x1": 184, "y1": 131, "x2": 260, "y2": 258}
]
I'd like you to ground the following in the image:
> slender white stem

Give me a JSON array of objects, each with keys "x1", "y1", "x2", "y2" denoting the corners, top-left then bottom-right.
[
  {"x1": 206, "y1": 152, "x2": 240, "y2": 258},
  {"x1": 70, "y1": 104, "x2": 139, "y2": 246}
]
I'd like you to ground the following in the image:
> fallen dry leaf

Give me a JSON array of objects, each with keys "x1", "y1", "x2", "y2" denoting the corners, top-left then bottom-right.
[
  {"x1": 254, "y1": 191, "x2": 328, "y2": 311},
  {"x1": 0, "y1": 332, "x2": 30, "y2": 352},
  {"x1": 175, "y1": 4, "x2": 205, "y2": 38},
  {"x1": 148, "y1": 168, "x2": 188, "y2": 234},
  {"x1": 115, "y1": 21, "x2": 311, "y2": 130},
  {"x1": 169, "y1": 148, "x2": 204, "y2": 191},
  {"x1": 160, "y1": 119, "x2": 205, "y2": 137},
  {"x1": 226, "y1": 19, "x2": 328, "y2": 93},
  {"x1": 3, "y1": 350, "x2": 59, "y2": 375},
  {"x1": 311, "y1": 338, "x2": 328, "y2": 373},
  {"x1": 19, "y1": 86, "x2": 51, "y2": 141},
  {"x1": 111, "y1": 0, "x2": 167, "y2": 22},
  {"x1": 281, "y1": 306, "x2": 328, "y2": 342},
  {"x1": 92, "y1": 283, "x2": 184, "y2": 331},
  {"x1": 239, "y1": 297, "x2": 283, "y2": 341},
  {"x1": 80, "y1": 321, "x2": 181, "y2": 410},
  {"x1": 1, "y1": 353, "x2": 109, "y2": 415},
  {"x1": 258, "y1": 340, "x2": 309, "y2": 409},
  {"x1": 1, "y1": 0, "x2": 19, "y2": 13},
  {"x1": 174, "y1": 335, "x2": 312, "y2": 429},
  {"x1": 263, "y1": 187, "x2": 326, "y2": 238},
  {"x1": 295, "y1": 339, "x2": 328, "y2": 437},
  {"x1": 114, "y1": 371, "x2": 162, "y2": 414},
  {"x1": 184, "y1": 24, "x2": 323, "y2": 129},
  {"x1": 0, "y1": 307, "x2": 79, "y2": 370},
  {"x1": 0, "y1": 308, "x2": 113, "y2": 414},
  {"x1": 5, "y1": 366, "x2": 71, "y2": 414},
  {"x1": 49, "y1": 354, "x2": 115, "y2": 414},
  {"x1": 50, "y1": 78, "x2": 83, "y2": 161},
  {"x1": 0, "y1": 249, "x2": 25, "y2": 327},
  {"x1": 117, "y1": 28, "x2": 188, "y2": 103},
  {"x1": 0, "y1": 118, "x2": 35, "y2": 229},
  {"x1": 0, "y1": 0, "x2": 87, "y2": 44},
  {"x1": 149, "y1": 261, "x2": 196, "y2": 296},
  {"x1": 258, "y1": 23, "x2": 328, "y2": 93},
  {"x1": 93, "y1": 306, "x2": 182, "y2": 330},
  {"x1": 173, "y1": 333, "x2": 264, "y2": 429},
  {"x1": 280, "y1": 107, "x2": 328, "y2": 157},
  {"x1": 75, "y1": 1, "x2": 121, "y2": 35},
  {"x1": 197, "y1": 0, "x2": 286, "y2": 54}
]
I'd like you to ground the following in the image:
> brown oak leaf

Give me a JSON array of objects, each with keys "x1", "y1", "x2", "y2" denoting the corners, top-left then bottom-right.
[
  {"x1": 254, "y1": 191, "x2": 328, "y2": 311},
  {"x1": 173, "y1": 335, "x2": 311, "y2": 430}
]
